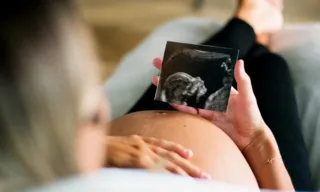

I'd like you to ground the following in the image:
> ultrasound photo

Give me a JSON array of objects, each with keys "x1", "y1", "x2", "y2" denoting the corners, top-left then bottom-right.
[{"x1": 154, "y1": 41, "x2": 239, "y2": 112}]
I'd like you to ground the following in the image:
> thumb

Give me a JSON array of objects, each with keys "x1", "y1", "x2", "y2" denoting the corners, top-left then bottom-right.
[{"x1": 234, "y1": 60, "x2": 256, "y2": 103}]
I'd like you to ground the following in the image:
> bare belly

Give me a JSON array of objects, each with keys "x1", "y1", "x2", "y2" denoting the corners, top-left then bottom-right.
[{"x1": 109, "y1": 110, "x2": 258, "y2": 189}]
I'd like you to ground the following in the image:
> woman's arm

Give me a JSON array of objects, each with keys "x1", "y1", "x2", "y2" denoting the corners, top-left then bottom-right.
[
  {"x1": 152, "y1": 59, "x2": 295, "y2": 189},
  {"x1": 243, "y1": 127, "x2": 294, "y2": 190}
]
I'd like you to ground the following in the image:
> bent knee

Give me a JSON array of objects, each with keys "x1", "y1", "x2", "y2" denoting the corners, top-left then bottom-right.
[
  {"x1": 257, "y1": 53, "x2": 289, "y2": 72},
  {"x1": 246, "y1": 53, "x2": 291, "y2": 80}
]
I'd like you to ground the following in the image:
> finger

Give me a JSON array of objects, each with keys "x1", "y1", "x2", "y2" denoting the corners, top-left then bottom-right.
[
  {"x1": 108, "y1": 152, "x2": 133, "y2": 168},
  {"x1": 152, "y1": 153, "x2": 188, "y2": 177},
  {"x1": 145, "y1": 138, "x2": 193, "y2": 159},
  {"x1": 129, "y1": 135, "x2": 155, "y2": 168},
  {"x1": 107, "y1": 141, "x2": 144, "y2": 168},
  {"x1": 157, "y1": 150, "x2": 211, "y2": 179},
  {"x1": 153, "y1": 58, "x2": 162, "y2": 70},
  {"x1": 170, "y1": 103, "x2": 198, "y2": 115},
  {"x1": 169, "y1": 87, "x2": 237, "y2": 123},
  {"x1": 165, "y1": 160, "x2": 189, "y2": 177},
  {"x1": 171, "y1": 103, "x2": 217, "y2": 122},
  {"x1": 234, "y1": 60, "x2": 256, "y2": 103},
  {"x1": 152, "y1": 76, "x2": 160, "y2": 86},
  {"x1": 226, "y1": 87, "x2": 238, "y2": 114}
]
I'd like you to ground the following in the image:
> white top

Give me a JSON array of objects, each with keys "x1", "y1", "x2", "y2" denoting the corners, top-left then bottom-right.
[{"x1": 27, "y1": 168, "x2": 261, "y2": 192}]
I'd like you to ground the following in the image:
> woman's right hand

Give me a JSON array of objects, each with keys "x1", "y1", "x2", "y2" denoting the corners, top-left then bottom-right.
[
  {"x1": 106, "y1": 135, "x2": 211, "y2": 179},
  {"x1": 152, "y1": 58, "x2": 269, "y2": 151}
]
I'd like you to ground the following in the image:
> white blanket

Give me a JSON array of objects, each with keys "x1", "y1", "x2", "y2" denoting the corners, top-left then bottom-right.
[{"x1": 104, "y1": 17, "x2": 320, "y2": 188}]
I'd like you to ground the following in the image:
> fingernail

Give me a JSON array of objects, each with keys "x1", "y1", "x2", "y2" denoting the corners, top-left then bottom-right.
[
  {"x1": 201, "y1": 173, "x2": 212, "y2": 180},
  {"x1": 185, "y1": 149, "x2": 193, "y2": 157}
]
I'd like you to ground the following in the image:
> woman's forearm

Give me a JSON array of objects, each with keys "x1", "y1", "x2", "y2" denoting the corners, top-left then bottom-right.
[{"x1": 243, "y1": 127, "x2": 294, "y2": 190}]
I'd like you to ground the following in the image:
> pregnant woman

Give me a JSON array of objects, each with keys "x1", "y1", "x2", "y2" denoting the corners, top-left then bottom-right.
[
  {"x1": 110, "y1": 0, "x2": 313, "y2": 191},
  {"x1": 0, "y1": 0, "x2": 312, "y2": 191}
]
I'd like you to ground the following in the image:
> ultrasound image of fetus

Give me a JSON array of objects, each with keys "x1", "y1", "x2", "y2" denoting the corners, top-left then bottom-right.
[
  {"x1": 155, "y1": 41, "x2": 239, "y2": 112},
  {"x1": 160, "y1": 72, "x2": 207, "y2": 105},
  {"x1": 204, "y1": 57, "x2": 233, "y2": 112}
]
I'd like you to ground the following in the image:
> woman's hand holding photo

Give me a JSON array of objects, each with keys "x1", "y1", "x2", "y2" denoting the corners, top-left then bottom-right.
[
  {"x1": 152, "y1": 58, "x2": 266, "y2": 151},
  {"x1": 152, "y1": 58, "x2": 294, "y2": 190}
]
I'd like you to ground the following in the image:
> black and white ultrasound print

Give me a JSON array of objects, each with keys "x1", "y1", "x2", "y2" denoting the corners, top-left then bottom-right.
[{"x1": 154, "y1": 41, "x2": 239, "y2": 112}]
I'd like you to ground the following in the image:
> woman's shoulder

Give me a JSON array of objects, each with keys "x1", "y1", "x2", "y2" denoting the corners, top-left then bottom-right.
[{"x1": 27, "y1": 168, "x2": 253, "y2": 192}]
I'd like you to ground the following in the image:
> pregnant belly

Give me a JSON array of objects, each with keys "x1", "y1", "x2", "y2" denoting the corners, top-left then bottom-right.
[{"x1": 109, "y1": 110, "x2": 258, "y2": 189}]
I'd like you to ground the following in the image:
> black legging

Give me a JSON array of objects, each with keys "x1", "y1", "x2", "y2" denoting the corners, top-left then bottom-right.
[{"x1": 128, "y1": 18, "x2": 313, "y2": 190}]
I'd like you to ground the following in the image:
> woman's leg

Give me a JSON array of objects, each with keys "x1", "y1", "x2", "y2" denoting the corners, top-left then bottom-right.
[
  {"x1": 203, "y1": 18, "x2": 256, "y2": 59},
  {"x1": 238, "y1": 46, "x2": 314, "y2": 190}
]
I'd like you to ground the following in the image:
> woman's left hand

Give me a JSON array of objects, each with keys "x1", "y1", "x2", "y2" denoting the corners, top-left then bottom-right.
[
  {"x1": 152, "y1": 58, "x2": 268, "y2": 151},
  {"x1": 106, "y1": 135, "x2": 211, "y2": 179}
]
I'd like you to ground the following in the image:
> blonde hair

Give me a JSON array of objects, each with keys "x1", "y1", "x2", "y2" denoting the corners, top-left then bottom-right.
[{"x1": 0, "y1": 0, "x2": 99, "y2": 191}]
